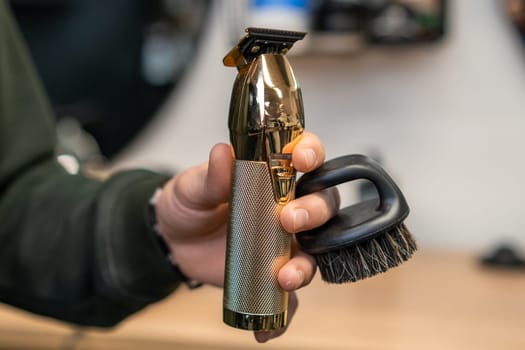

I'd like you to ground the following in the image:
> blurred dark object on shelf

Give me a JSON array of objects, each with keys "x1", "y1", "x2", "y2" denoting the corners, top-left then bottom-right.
[
  {"x1": 310, "y1": 0, "x2": 446, "y2": 53},
  {"x1": 505, "y1": 0, "x2": 525, "y2": 46},
  {"x1": 311, "y1": 0, "x2": 368, "y2": 34},
  {"x1": 10, "y1": 0, "x2": 210, "y2": 159},
  {"x1": 309, "y1": 0, "x2": 368, "y2": 53},
  {"x1": 480, "y1": 243, "x2": 525, "y2": 270},
  {"x1": 365, "y1": 0, "x2": 446, "y2": 44}
]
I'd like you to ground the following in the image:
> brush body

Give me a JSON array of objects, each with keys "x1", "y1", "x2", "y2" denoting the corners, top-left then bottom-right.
[{"x1": 295, "y1": 154, "x2": 416, "y2": 283}]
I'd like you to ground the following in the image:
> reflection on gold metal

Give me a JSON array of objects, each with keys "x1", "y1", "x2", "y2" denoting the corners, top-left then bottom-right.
[
  {"x1": 223, "y1": 308, "x2": 287, "y2": 331},
  {"x1": 270, "y1": 154, "x2": 296, "y2": 204},
  {"x1": 228, "y1": 53, "x2": 304, "y2": 202},
  {"x1": 223, "y1": 28, "x2": 305, "y2": 331}
]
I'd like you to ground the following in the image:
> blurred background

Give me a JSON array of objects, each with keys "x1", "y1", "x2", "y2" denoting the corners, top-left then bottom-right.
[
  {"x1": 3, "y1": 0, "x2": 525, "y2": 349},
  {"x1": 13, "y1": 0, "x2": 525, "y2": 252}
]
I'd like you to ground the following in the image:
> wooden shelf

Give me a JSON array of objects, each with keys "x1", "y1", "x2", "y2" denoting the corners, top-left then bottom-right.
[{"x1": 1, "y1": 249, "x2": 524, "y2": 350}]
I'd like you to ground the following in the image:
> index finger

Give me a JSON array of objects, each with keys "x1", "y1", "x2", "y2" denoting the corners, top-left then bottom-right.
[{"x1": 291, "y1": 132, "x2": 326, "y2": 173}]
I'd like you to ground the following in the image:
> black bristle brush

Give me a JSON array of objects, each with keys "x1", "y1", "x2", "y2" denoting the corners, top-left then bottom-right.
[{"x1": 295, "y1": 154, "x2": 417, "y2": 283}]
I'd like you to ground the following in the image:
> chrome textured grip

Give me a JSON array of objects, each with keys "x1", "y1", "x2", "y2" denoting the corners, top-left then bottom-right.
[{"x1": 223, "y1": 160, "x2": 292, "y2": 331}]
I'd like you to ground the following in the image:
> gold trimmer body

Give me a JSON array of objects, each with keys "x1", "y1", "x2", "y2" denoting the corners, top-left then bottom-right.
[{"x1": 223, "y1": 28, "x2": 306, "y2": 331}]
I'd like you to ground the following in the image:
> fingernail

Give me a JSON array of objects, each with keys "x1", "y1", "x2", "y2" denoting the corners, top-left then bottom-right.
[
  {"x1": 293, "y1": 209, "x2": 309, "y2": 232},
  {"x1": 301, "y1": 148, "x2": 317, "y2": 170}
]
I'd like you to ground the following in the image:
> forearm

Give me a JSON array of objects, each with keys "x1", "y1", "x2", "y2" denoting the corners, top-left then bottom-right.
[
  {"x1": 0, "y1": 159, "x2": 177, "y2": 327},
  {"x1": 0, "y1": 1, "x2": 180, "y2": 326}
]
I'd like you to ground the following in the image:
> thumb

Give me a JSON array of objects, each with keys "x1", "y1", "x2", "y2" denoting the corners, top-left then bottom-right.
[
  {"x1": 174, "y1": 143, "x2": 233, "y2": 210},
  {"x1": 203, "y1": 143, "x2": 233, "y2": 206}
]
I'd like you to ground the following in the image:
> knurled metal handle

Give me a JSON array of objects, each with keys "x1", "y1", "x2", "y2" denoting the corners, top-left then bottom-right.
[{"x1": 223, "y1": 160, "x2": 292, "y2": 331}]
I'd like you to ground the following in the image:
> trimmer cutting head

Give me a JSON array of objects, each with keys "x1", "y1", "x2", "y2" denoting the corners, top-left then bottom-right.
[{"x1": 223, "y1": 27, "x2": 306, "y2": 68}]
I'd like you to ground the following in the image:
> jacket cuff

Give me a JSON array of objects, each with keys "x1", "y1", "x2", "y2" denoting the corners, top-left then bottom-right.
[{"x1": 95, "y1": 169, "x2": 178, "y2": 304}]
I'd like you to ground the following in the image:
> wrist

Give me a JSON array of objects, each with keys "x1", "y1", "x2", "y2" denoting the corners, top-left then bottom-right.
[{"x1": 149, "y1": 188, "x2": 202, "y2": 289}]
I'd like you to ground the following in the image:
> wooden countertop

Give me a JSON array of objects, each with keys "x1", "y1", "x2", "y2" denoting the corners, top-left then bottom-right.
[{"x1": 1, "y1": 249, "x2": 524, "y2": 350}]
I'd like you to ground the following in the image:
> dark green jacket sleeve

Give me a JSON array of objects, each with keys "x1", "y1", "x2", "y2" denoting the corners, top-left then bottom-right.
[{"x1": 0, "y1": 1, "x2": 179, "y2": 327}]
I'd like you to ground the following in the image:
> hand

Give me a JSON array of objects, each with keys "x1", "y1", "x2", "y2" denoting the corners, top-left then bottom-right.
[{"x1": 154, "y1": 132, "x2": 340, "y2": 342}]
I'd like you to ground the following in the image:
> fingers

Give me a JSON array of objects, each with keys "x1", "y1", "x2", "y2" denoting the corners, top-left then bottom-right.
[
  {"x1": 292, "y1": 132, "x2": 326, "y2": 173},
  {"x1": 280, "y1": 187, "x2": 340, "y2": 234},
  {"x1": 278, "y1": 247, "x2": 317, "y2": 291},
  {"x1": 174, "y1": 132, "x2": 323, "y2": 210},
  {"x1": 171, "y1": 131, "x2": 324, "y2": 210},
  {"x1": 283, "y1": 131, "x2": 339, "y2": 233},
  {"x1": 256, "y1": 246, "x2": 317, "y2": 343},
  {"x1": 254, "y1": 292, "x2": 298, "y2": 343}
]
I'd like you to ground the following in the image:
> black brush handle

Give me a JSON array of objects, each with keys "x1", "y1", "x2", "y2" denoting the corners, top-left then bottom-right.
[{"x1": 295, "y1": 154, "x2": 410, "y2": 254}]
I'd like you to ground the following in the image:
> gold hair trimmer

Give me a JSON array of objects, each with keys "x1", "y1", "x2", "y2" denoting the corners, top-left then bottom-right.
[{"x1": 223, "y1": 28, "x2": 306, "y2": 331}]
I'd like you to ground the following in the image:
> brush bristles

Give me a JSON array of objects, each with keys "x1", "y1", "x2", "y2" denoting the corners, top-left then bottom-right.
[{"x1": 315, "y1": 223, "x2": 417, "y2": 283}]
